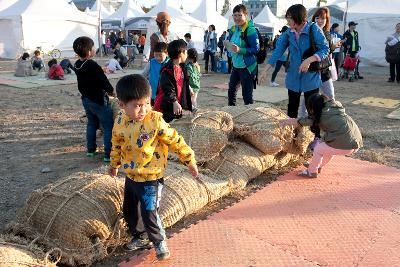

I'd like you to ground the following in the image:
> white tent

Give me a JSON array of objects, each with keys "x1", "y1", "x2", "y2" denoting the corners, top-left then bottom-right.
[
  {"x1": 87, "y1": 0, "x2": 113, "y2": 18},
  {"x1": 331, "y1": 0, "x2": 400, "y2": 66},
  {"x1": 106, "y1": 0, "x2": 145, "y2": 21},
  {"x1": 143, "y1": 0, "x2": 207, "y2": 56},
  {"x1": 254, "y1": 4, "x2": 283, "y2": 35},
  {"x1": 191, "y1": 0, "x2": 228, "y2": 34},
  {"x1": 0, "y1": 0, "x2": 17, "y2": 12},
  {"x1": 0, "y1": 0, "x2": 99, "y2": 59}
]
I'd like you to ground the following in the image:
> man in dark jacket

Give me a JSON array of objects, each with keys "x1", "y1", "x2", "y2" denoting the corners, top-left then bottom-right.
[{"x1": 343, "y1": 21, "x2": 363, "y2": 79}]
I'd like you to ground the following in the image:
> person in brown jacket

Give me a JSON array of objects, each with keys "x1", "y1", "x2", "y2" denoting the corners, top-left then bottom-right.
[
  {"x1": 280, "y1": 93, "x2": 363, "y2": 178},
  {"x1": 148, "y1": 12, "x2": 179, "y2": 60}
]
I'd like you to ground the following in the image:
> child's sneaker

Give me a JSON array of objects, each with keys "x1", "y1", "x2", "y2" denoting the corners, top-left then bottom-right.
[
  {"x1": 125, "y1": 238, "x2": 152, "y2": 251},
  {"x1": 297, "y1": 169, "x2": 318, "y2": 178},
  {"x1": 303, "y1": 162, "x2": 322, "y2": 173},
  {"x1": 155, "y1": 241, "x2": 170, "y2": 260},
  {"x1": 86, "y1": 151, "x2": 97, "y2": 157}
]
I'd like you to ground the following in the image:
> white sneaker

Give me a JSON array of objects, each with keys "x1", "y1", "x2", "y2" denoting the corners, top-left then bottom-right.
[{"x1": 270, "y1": 82, "x2": 279, "y2": 87}]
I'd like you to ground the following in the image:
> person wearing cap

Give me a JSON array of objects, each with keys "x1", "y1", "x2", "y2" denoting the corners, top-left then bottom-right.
[
  {"x1": 149, "y1": 12, "x2": 179, "y2": 60},
  {"x1": 269, "y1": 25, "x2": 289, "y2": 87},
  {"x1": 343, "y1": 21, "x2": 363, "y2": 79}
]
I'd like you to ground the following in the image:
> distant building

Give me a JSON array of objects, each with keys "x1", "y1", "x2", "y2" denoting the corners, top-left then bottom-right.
[{"x1": 243, "y1": 0, "x2": 277, "y2": 18}]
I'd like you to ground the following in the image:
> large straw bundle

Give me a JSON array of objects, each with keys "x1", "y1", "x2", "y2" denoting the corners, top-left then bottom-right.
[
  {"x1": 204, "y1": 141, "x2": 276, "y2": 190},
  {"x1": 0, "y1": 234, "x2": 59, "y2": 267},
  {"x1": 108, "y1": 96, "x2": 121, "y2": 119},
  {"x1": 8, "y1": 173, "x2": 125, "y2": 266},
  {"x1": 284, "y1": 126, "x2": 314, "y2": 155},
  {"x1": 221, "y1": 105, "x2": 294, "y2": 155},
  {"x1": 160, "y1": 162, "x2": 230, "y2": 228},
  {"x1": 171, "y1": 111, "x2": 233, "y2": 162}
]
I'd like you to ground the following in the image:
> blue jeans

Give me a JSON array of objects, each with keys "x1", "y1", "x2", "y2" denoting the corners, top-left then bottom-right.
[
  {"x1": 228, "y1": 67, "x2": 254, "y2": 106},
  {"x1": 81, "y1": 97, "x2": 114, "y2": 157}
]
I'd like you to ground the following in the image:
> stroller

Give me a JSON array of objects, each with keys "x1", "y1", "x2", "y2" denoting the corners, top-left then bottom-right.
[{"x1": 338, "y1": 53, "x2": 359, "y2": 82}]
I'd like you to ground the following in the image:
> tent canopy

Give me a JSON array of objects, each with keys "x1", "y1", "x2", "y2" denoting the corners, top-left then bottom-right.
[
  {"x1": 0, "y1": 0, "x2": 99, "y2": 59},
  {"x1": 254, "y1": 4, "x2": 281, "y2": 28},
  {"x1": 329, "y1": 0, "x2": 400, "y2": 66},
  {"x1": 88, "y1": 0, "x2": 113, "y2": 18},
  {"x1": 106, "y1": 0, "x2": 145, "y2": 21},
  {"x1": 191, "y1": 0, "x2": 228, "y2": 34}
]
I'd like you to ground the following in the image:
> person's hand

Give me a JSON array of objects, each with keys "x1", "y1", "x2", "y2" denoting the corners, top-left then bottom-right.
[
  {"x1": 299, "y1": 57, "x2": 312, "y2": 73},
  {"x1": 279, "y1": 118, "x2": 299, "y2": 128},
  {"x1": 231, "y1": 44, "x2": 240, "y2": 53},
  {"x1": 188, "y1": 162, "x2": 199, "y2": 178},
  {"x1": 259, "y1": 64, "x2": 273, "y2": 84},
  {"x1": 109, "y1": 166, "x2": 118, "y2": 177},
  {"x1": 173, "y1": 101, "x2": 182, "y2": 115}
]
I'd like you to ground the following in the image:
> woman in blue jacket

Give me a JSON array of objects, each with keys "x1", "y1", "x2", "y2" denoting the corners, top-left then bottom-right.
[{"x1": 260, "y1": 4, "x2": 329, "y2": 118}]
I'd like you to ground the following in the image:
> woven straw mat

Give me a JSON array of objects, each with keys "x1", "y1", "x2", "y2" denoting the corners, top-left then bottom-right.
[
  {"x1": 160, "y1": 161, "x2": 230, "y2": 228},
  {"x1": 221, "y1": 105, "x2": 295, "y2": 155},
  {"x1": 171, "y1": 111, "x2": 233, "y2": 163},
  {"x1": 8, "y1": 172, "x2": 125, "y2": 266},
  {"x1": 0, "y1": 234, "x2": 58, "y2": 267},
  {"x1": 204, "y1": 141, "x2": 277, "y2": 190}
]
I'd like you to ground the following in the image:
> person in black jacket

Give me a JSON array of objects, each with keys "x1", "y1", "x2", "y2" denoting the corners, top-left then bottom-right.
[
  {"x1": 73, "y1": 36, "x2": 115, "y2": 162},
  {"x1": 153, "y1": 39, "x2": 192, "y2": 123},
  {"x1": 343, "y1": 21, "x2": 363, "y2": 79}
]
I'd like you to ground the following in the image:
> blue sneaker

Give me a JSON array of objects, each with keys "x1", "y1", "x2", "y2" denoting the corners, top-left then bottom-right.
[{"x1": 155, "y1": 241, "x2": 170, "y2": 260}]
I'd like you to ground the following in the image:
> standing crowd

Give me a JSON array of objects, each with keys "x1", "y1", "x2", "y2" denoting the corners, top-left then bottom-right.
[{"x1": 52, "y1": 2, "x2": 400, "y2": 264}]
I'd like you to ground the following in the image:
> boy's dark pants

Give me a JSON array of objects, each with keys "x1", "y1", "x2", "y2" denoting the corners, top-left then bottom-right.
[
  {"x1": 123, "y1": 177, "x2": 166, "y2": 244},
  {"x1": 228, "y1": 67, "x2": 254, "y2": 106}
]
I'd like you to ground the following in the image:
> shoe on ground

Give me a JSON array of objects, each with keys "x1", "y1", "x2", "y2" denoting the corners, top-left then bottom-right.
[
  {"x1": 349, "y1": 77, "x2": 354, "y2": 82},
  {"x1": 86, "y1": 151, "x2": 97, "y2": 157},
  {"x1": 125, "y1": 238, "x2": 153, "y2": 251},
  {"x1": 155, "y1": 241, "x2": 170, "y2": 260},
  {"x1": 387, "y1": 79, "x2": 394, "y2": 82},
  {"x1": 270, "y1": 81, "x2": 279, "y2": 87},
  {"x1": 303, "y1": 162, "x2": 322, "y2": 173},
  {"x1": 357, "y1": 75, "x2": 364, "y2": 79},
  {"x1": 297, "y1": 169, "x2": 318, "y2": 178}
]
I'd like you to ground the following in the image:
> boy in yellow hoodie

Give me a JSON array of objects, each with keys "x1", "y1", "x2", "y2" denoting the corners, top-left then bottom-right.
[{"x1": 108, "y1": 74, "x2": 198, "y2": 261}]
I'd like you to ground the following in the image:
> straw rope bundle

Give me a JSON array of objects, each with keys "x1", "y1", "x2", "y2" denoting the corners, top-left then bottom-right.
[
  {"x1": 0, "y1": 234, "x2": 59, "y2": 267},
  {"x1": 221, "y1": 105, "x2": 294, "y2": 154},
  {"x1": 283, "y1": 126, "x2": 314, "y2": 155},
  {"x1": 8, "y1": 173, "x2": 125, "y2": 266},
  {"x1": 108, "y1": 96, "x2": 121, "y2": 119},
  {"x1": 160, "y1": 162, "x2": 230, "y2": 228},
  {"x1": 204, "y1": 141, "x2": 276, "y2": 190},
  {"x1": 171, "y1": 111, "x2": 233, "y2": 162}
]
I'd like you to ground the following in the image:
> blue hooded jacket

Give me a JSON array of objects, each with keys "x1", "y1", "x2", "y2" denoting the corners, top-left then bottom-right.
[{"x1": 268, "y1": 22, "x2": 329, "y2": 93}]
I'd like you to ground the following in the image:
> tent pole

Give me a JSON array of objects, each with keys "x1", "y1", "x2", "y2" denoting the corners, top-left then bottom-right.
[
  {"x1": 99, "y1": 3, "x2": 103, "y2": 57},
  {"x1": 342, "y1": 0, "x2": 348, "y2": 33}
]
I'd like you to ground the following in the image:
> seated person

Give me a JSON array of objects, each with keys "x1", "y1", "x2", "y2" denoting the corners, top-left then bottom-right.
[
  {"x1": 113, "y1": 42, "x2": 128, "y2": 68},
  {"x1": 31, "y1": 50, "x2": 44, "y2": 71},
  {"x1": 60, "y1": 58, "x2": 74, "y2": 74},
  {"x1": 47, "y1": 59, "x2": 65, "y2": 80},
  {"x1": 104, "y1": 57, "x2": 123, "y2": 73},
  {"x1": 15, "y1": 52, "x2": 38, "y2": 77}
]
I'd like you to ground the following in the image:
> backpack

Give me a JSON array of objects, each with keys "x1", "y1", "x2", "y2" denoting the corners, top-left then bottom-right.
[
  {"x1": 242, "y1": 27, "x2": 267, "y2": 64},
  {"x1": 385, "y1": 40, "x2": 400, "y2": 63}
]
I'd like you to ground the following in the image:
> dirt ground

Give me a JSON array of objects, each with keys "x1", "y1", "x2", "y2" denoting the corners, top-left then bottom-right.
[{"x1": 0, "y1": 57, "x2": 399, "y2": 266}]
